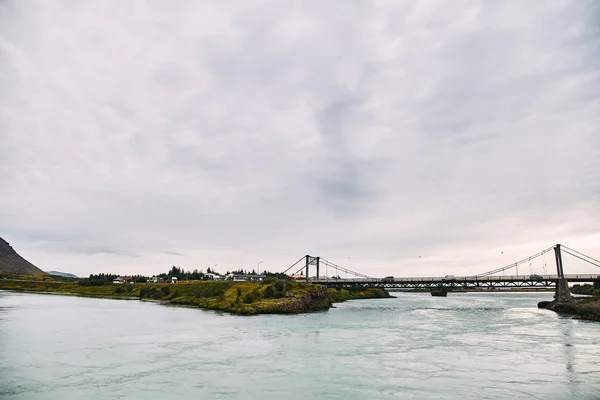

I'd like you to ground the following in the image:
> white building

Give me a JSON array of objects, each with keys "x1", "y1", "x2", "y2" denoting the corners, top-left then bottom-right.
[{"x1": 227, "y1": 274, "x2": 265, "y2": 282}]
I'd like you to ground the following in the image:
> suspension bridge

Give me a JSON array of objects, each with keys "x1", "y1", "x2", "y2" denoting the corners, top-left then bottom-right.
[{"x1": 281, "y1": 244, "x2": 600, "y2": 297}]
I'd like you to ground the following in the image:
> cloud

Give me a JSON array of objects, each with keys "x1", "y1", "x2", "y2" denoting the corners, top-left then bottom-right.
[{"x1": 1, "y1": 0, "x2": 599, "y2": 277}]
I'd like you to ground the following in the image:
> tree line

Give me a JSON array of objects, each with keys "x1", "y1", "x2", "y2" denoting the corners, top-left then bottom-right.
[{"x1": 78, "y1": 266, "x2": 290, "y2": 286}]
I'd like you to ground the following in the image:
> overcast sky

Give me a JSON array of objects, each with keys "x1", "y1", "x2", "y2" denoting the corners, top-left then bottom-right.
[{"x1": 1, "y1": 0, "x2": 599, "y2": 277}]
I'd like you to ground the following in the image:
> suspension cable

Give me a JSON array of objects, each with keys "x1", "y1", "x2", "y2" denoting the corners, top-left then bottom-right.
[
  {"x1": 320, "y1": 258, "x2": 372, "y2": 278},
  {"x1": 281, "y1": 256, "x2": 306, "y2": 274},
  {"x1": 561, "y1": 248, "x2": 600, "y2": 269},
  {"x1": 471, "y1": 246, "x2": 555, "y2": 277},
  {"x1": 561, "y1": 245, "x2": 600, "y2": 267}
]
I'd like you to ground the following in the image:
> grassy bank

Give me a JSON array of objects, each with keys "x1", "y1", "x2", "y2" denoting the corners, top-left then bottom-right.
[
  {"x1": 0, "y1": 276, "x2": 394, "y2": 315},
  {"x1": 328, "y1": 286, "x2": 394, "y2": 302}
]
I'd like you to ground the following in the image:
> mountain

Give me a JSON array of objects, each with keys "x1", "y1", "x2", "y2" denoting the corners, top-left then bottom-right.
[
  {"x1": 46, "y1": 271, "x2": 78, "y2": 278},
  {"x1": 0, "y1": 237, "x2": 46, "y2": 275}
]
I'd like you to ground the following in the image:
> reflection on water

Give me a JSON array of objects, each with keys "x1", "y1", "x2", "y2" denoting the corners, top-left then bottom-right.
[{"x1": 0, "y1": 291, "x2": 599, "y2": 400}]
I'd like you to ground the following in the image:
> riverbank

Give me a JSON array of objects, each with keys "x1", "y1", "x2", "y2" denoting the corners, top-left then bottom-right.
[
  {"x1": 0, "y1": 278, "x2": 393, "y2": 315},
  {"x1": 538, "y1": 296, "x2": 600, "y2": 322},
  {"x1": 329, "y1": 286, "x2": 394, "y2": 301}
]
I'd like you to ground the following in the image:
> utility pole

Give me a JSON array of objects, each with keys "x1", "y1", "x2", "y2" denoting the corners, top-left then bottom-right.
[{"x1": 257, "y1": 261, "x2": 263, "y2": 275}]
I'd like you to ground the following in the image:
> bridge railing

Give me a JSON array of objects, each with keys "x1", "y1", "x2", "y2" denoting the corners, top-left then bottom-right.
[{"x1": 310, "y1": 274, "x2": 599, "y2": 283}]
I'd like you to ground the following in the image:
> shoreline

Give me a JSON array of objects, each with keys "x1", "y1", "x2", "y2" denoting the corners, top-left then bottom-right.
[
  {"x1": 0, "y1": 279, "x2": 393, "y2": 315},
  {"x1": 538, "y1": 297, "x2": 600, "y2": 322}
]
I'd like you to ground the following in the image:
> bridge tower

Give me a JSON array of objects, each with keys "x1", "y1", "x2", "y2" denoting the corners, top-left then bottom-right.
[
  {"x1": 304, "y1": 255, "x2": 320, "y2": 281},
  {"x1": 553, "y1": 244, "x2": 572, "y2": 303}
]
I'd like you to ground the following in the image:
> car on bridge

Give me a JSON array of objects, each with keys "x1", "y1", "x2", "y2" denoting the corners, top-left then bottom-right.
[
  {"x1": 383, "y1": 276, "x2": 394, "y2": 282},
  {"x1": 442, "y1": 275, "x2": 456, "y2": 281},
  {"x1": 529, "y1": 274, "x2": 543, "y2": 280}
]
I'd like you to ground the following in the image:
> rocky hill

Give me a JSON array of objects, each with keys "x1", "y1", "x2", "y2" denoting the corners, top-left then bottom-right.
[{"x1": 0, "y1": 237, "x2": 46, "y2": 275}]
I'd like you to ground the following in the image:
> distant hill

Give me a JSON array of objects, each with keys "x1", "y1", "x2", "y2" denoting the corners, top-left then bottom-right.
[
  {"x1": 0, "y1": 237, "x2": 46, "y2": 275},
  {"x1": 47, "y1": 271, "x2": 78, "y2": 278}
]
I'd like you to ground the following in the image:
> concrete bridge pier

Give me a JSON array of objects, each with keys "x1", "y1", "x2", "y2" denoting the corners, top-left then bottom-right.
[
  {"x1": 554, "y1": 278, "x2": 572, "y2": 303},
  {"x1": 553, "y1": 244, "x2": 572, "y2": 303}
]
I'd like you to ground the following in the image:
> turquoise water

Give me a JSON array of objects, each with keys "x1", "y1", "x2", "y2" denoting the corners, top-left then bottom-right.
[{"x1": 1, "y1": 291, "x2": 599, "y2": 399}]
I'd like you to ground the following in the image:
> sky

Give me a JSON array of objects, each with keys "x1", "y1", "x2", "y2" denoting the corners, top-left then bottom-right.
[{"x1": 1, "y1": 0, "x2": 599, "y2": 278}]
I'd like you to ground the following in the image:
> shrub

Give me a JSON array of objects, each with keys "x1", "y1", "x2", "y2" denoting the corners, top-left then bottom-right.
[
  {"x1": 161, "y1": 286, "x2": 171, "y2": 296},
  {"x1": 114, "y1": 286, "x2": 125, "y2": 294},
  {"x1": 274, "y1": 280, "x2": 285, "y2": 292},
  {"x1": 571, "y1": 284, "x2": 595, "y2": 296},
  {"x1": 243, "y1": 292, "x2": 255, "y2": 304},
  {"x1": 263, "y1": 285, "x2": 275, "y2": 298},
  {"x1": 192, "y1": 282, "x2": 231, "y2": 298},
  {"x1": 126, "y1": 285, "x2": 133, "y2": 292},
  {"x1": 284, "y1": 282, "x2": 294, "y2": 292},
  {"x1": 78, "y1": 279, "x2": 105, "y2": 286},
  {"x1": 263, "y1": 277, "x2": 277, "y2": 285},
  {"x1": 593, "y1": 289, "x2": 600, "y2": 297},
  {"x1": 140, "y1": 287, "x2": 159, "y2": 299}
]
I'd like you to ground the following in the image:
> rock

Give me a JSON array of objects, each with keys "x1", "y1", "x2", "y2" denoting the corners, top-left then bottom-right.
[
  {"x1": 538, "y1": 297, "x2": 600, "y2": 322},
  {"x1": 269, "y1": 285, "x2": 333, "y2": 313},
  {"x1": 538, "y1": 300, "x2": 553, "y2": 309}
]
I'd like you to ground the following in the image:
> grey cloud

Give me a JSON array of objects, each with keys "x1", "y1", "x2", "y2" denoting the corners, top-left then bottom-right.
[
  {"x1": 162, "y1": 251, "x2": 185, "y2": 257},
  {"x1": 1, "y1": 0, "x2": 599, "y2": 277},
  {"x1": 25, "y1": 240, "x2": 141, "y2": 258}
]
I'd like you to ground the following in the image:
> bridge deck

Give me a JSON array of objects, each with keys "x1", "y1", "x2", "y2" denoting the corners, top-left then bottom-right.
[{"x1": 310, "y1": 274, "x2": 600, "y2": 289}]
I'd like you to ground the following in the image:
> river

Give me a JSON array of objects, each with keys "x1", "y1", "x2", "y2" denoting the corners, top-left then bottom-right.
[{"x1": 1, "y1": 291, "x2": 599, "y2": 399}]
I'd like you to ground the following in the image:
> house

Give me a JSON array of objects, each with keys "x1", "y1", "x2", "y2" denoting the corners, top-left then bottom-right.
[
  {"x1": 205, "y1": 273, "x2": 221, "y2": 280},
  {"x1": 113, "y1": 276, "x2": 132, "y2": 284},
  {"x1": 227, "y1": 274, "x2": 265, "y2": 282},
  {"x1": 171, "y1": 277, "x2": 178, "y2": 284},
  {"x1": 149, "y1": 276, "x2": 164, "y2": 283}
]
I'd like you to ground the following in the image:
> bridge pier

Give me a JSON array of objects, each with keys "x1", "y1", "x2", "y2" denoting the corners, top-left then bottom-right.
[
  {"x1": 554, "y1": 278, "x2": 572, "y2": 302},
  {"x1": 553, "y1": 244, "x2": 572, "y2": 303},
  {"x1": 593, "y1": 279, "x2": 600, "y2": 290}
]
